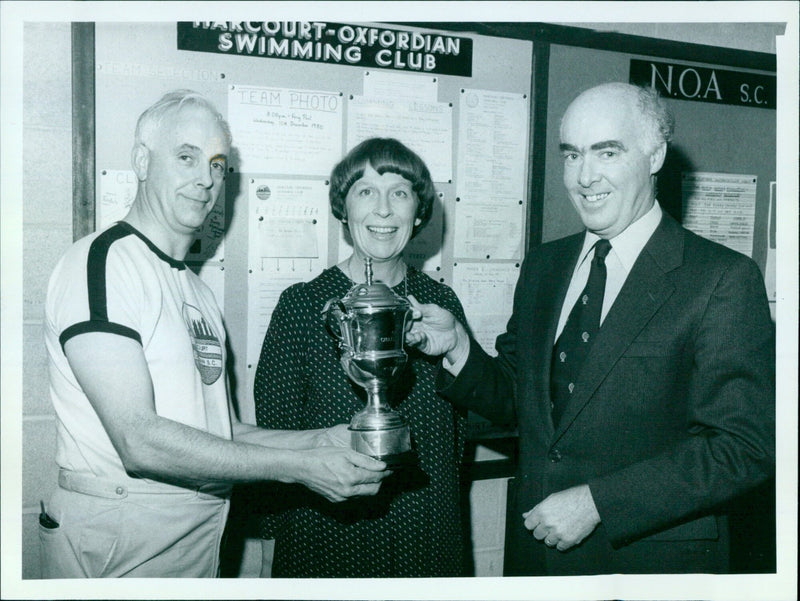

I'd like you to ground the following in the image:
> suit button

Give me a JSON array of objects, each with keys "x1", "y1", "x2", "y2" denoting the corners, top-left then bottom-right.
[{"x1": 548, "y1": 449, "x2": 562, "y2": 463}]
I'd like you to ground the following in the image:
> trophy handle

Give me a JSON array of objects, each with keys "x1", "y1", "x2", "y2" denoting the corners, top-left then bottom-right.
[{"x1": 321, "y1": 298, "x2": 347, "y2": 341}]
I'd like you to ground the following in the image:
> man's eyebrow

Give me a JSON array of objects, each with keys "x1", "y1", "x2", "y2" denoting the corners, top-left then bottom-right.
[
  {"x1": 176, "y1": 144, "x2": 227, "y2": 163},
  {"x1": 591, "y1": 140, "x2": 627, "y2": 152},
  {"x1": 559, "y1": 141, "x2": 629, "y2": 153}
]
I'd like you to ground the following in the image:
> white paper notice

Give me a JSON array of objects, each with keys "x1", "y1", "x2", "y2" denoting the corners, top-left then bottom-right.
[
  {"x1": 228, "y1": 85, "x2": 343, "y2": 175},
  {"x1": 98, "y1": 169, "x2": 225, "y2": 262},
  {"x1": 453, "y1": 202, "x2": 523, "y2": 260},
  {"x1": 453, "y1": 262, "x2": 520, "y2": 356},
  {"x1": 682, "y1": 172, "x2": 757, "y2": 257},
  {"x1": 347, "y1": 95, "x2": 452, "y2": 183},
  {"x1": 362, "y1": 70, "x2": 438, "y2": 102},
  {"x1": 98, "y1": 169, "x2": 137, "y2": 227},
  {"x1": 186, "y1": 198, "x2": 226, "y2": 263},
  {"x1": 248, "y1": 178, "x2": 329, "y2": 264},
  {"x1": 246, "y1": 178, "x2": 329, "y2": 399},
  {"x1": 765, "y1": 182, "x2": 776, "y2": 319},
  {"x1": 404, "y1": 197, "x2": 444, "y2": 272},
  {"x1": 457, "y1": 89, "x2": 528, "y2": 203},
  {"x1": 189, "y1": 263, "x2": 226, "y2": 313},
  {"x1": 245, "y1": 266, "x2": 319, "y2": 407}
]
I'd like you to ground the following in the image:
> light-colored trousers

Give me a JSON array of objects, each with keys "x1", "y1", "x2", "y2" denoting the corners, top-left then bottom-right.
[{"x1": 39, "y1": 470, "x2": 230, "y2": 578}]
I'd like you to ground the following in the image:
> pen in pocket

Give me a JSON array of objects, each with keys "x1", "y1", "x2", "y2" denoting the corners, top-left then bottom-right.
[{"x1": 39, "y1": 500, "x2": 59, "y2": 528}]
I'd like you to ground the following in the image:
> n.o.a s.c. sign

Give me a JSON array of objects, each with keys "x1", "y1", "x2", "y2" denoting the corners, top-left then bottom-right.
[{"x1": 630, "y1": 59, "x2": 775, "y2": 109}]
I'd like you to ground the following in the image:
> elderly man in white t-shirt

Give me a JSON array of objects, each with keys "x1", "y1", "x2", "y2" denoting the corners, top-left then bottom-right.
[{"x1": 42, "y1": 89, "x2": 389, "y2": 578}]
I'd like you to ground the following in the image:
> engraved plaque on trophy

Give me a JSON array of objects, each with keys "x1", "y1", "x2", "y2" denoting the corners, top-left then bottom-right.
[{"x1": 322, "y1": 258, "x2": 417, "y2": 467}]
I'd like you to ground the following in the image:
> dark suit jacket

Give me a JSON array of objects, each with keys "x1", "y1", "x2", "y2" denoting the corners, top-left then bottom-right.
[{"x1": 440, "y1": 213, "x2": 775, "y2": 575}]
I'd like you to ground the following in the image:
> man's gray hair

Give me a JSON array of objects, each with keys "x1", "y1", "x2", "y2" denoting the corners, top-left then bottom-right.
[
  {"x1": 635, "y1": 85, "x2": 675, "y2": 152},
  {"x1": 134, "y1": 89, "x2": 232, "y2": 148}
]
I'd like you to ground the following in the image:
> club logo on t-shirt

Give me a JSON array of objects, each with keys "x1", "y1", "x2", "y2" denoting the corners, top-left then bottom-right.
[{"x1": 182, "y1": 303, "x2": 223, "y2": 385}]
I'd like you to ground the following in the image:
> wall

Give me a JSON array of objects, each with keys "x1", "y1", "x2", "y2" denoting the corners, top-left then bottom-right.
[
  {"x1": 20, "y1": 22, "x2": 73, "y2": 580},
  {"x1": 564, "y1": 22, "x2": 784, "y2": 54}
]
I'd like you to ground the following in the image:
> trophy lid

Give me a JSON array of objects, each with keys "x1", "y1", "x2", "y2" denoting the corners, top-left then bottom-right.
[
  {"x1": 341, "y1": 257, "x2": 410, "y2": 310},
  {"x1": 343, "y1": 281, "x2": 409, "y2": 310}
]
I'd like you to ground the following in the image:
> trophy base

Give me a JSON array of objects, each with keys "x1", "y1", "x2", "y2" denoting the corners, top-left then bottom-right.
[
  {"x1": 350, "y1": 424, "x2": 416, "y2": 467},
  {"x1": 377, "y1": 449, "x2": 418, "y2": 469}
]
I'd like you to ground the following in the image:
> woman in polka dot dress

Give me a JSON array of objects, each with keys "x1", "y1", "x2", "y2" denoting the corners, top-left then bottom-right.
[{"x1": 251, "y1": 138, "x2": 470, "y2": 577}]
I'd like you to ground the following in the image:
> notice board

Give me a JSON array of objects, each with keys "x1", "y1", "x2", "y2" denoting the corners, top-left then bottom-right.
[{"x1": 93, "y1": 22, "x2": 533, "y2": 424}]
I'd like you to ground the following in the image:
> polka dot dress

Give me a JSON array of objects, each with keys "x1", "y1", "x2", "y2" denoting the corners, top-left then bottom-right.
[{"x1": 252, "y1": 265, "x2": 469, "y2": 577}]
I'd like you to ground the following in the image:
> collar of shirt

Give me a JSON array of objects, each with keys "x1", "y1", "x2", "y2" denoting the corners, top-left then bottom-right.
[
  {"x1": 555, "y1": 201, "x2": 663, "y2": 342},
  {"x1": 574, "y1": 200, "x2": 663, "y2": 275}
]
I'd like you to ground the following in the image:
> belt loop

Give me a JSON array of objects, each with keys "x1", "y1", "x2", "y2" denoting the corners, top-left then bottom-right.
[{"x1": 58, "y1": 469, "x2": 128, "y2": 499}]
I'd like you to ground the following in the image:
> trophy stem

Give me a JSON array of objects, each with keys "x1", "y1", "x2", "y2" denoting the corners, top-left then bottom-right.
[
  {"x1": 349, "y1": 381, "x2": 412, "y2": 461},
  {"x1": 366, "y1": 381, "x2": 388, "y2": 412},
  {"x1": 354, "y1": 382, "x2": 405, "y2": 429}
]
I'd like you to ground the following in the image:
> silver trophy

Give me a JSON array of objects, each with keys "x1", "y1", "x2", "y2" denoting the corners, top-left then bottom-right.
[{"x1": 322, "y1": 258, "x2": 416, "y2": 466}]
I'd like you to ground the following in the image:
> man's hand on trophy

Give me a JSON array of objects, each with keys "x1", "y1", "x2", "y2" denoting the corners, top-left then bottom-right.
[
  {"x1": 405, "y1": 295, "x2": 458, "y2": 355},
  {"x1": 406, "y1": 296, "x2": 470, "y2": 372},
  {"x1": 296, "y1": 447, "x2": 390, "y2": 503}
]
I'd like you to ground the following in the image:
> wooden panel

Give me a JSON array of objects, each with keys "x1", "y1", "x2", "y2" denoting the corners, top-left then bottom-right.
[{"x1": 71, "y1": 22, "x2": 95, "y2": 240}]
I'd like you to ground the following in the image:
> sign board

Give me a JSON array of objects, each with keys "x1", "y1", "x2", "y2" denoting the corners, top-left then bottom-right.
[
  {"x1": 630, "y1": 58, "x2": 775, "y2": 109},
  {"x1": 178, "y1": 21, "x2": 473, "y2": 76}
]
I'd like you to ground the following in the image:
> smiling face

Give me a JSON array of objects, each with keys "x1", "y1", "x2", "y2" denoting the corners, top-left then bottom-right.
[
  {"x1": 344, "y1": 163, "x2": 421, "y2": 263},
  {"x1": 559, "y1": 86, "x2": 666, "y2": 239},
  {"x1": 133, "y1": 103, "x2": 228, "y2": 239}
]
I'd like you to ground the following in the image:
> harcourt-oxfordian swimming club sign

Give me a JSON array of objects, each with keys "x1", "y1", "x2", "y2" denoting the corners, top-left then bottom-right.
[{"x1": 177, "y1": 22, "x2": 473, "y2": 76}]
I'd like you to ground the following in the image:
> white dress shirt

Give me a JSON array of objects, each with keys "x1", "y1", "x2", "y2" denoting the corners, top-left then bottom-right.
[{"x1": 554, "y1": 201, "x2": 663, "y2": 342}]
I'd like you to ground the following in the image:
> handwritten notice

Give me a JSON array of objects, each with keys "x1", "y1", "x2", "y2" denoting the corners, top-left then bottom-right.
[
  {"x1": 453, "y1": 262, "x2": 520, "y2": 356},
  {"x1": 682, "y1": 172, "x2": 757, "y2": 256},
  {"x1": 453, "y1": 202, "x2": 523, "y2": 260},
  {"x1": 347, "y1": 95, "x2": 452, "y2": 183},
  {"x1": 98, "y1": 169, "x2": 225, "y2": 263},
  {"x1": 404, "y1": 197, "x2": 444, "y2": 272},
  {"x1": 457, "y1": 89, "x2": 528, "y2": 204},
  {"x1": 98, "y1": 169, "x2": 137, "y2": 228},
  {"x1": 228, "y1": 85, "x2": 343, "y2": 175}
]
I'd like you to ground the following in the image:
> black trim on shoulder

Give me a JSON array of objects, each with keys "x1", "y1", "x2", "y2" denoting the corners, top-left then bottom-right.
[
  {"x1": 60, "y1": 320, "x2": 142, "y2": 352},
  {"x1": 87, "y1": 224, "x2": 134, "y2": 322},
  {"x1": 116, "y1": 221, "x2": 186, "y2": 270}
]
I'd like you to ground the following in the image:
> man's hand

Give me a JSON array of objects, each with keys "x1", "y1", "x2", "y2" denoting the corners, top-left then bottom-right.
[
  {"x1": 316, "y1": 423, "x2": 352, "y2": 448},
  {"x1": 522, "y1": 484, "x2": 601, "y2": 551},
  {"x1": 405, "y1": 295, "x2": 469, "y2": 367},
  {"x1": 295, "y1": 447, "x2": 390, "y2": 503}
]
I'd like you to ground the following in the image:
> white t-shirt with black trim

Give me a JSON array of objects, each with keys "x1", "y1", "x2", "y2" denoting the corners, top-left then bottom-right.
[{"x1": 45, "y1": 221, "x2": 231, "y2": 491}]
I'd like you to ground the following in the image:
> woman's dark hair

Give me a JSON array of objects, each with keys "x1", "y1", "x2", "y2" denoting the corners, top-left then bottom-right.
[{"x1": 329, "y1": 138, "x2": 436, "y2": 237}]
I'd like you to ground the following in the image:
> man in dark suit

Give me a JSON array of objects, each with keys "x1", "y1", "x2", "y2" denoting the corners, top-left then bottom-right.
[{"x1": 406, "y1": 82, "x2": 775, "y2": 575}]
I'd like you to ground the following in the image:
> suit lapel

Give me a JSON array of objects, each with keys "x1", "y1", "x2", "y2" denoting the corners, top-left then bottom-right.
[{"x1": 553, "y1": 215, "x2": 685, "y2": 440}]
